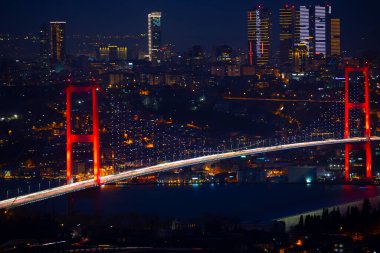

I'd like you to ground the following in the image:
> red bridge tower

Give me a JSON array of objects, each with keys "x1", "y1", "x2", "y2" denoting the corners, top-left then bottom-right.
[
  {"x1": 344, "y1": 66, "x2": 372, "y2": 181},
  {"x1": 66, "y1": 83, "x2": 101, "y2": 184}
]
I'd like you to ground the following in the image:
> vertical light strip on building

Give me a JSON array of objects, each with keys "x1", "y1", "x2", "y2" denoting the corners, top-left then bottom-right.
[{"x1": 255, "y1": 9, "x2": 262, "y2": 58}]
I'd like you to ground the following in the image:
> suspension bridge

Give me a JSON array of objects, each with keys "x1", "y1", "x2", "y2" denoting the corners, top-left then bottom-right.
[{"x1": 0, "y1": 66, "x2": 377, "y2": 210}]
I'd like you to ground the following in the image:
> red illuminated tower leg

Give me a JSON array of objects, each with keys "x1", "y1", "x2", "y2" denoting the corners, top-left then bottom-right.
[
  {"x1": 66, "y1": 86, "x2": 73, "y2": 184},
  {"x1": 364, "y1": 66, "x2": 372, "y2": 180},
  {"x1": 92, "y1": 87, "x2": 101, "y2": 184},
  {"x1": 344, "y1": 67, "x2": 350, "y2": 181},
  {"x1": 364, "y1": 66, "x2": 371, "y2": 138},
  {"x1": 365, "y1": 142, "x2": 372, "y2": 180}
]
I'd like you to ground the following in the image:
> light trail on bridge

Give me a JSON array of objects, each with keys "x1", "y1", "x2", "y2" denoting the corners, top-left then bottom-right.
[
  {"x1": 224, "y1": 96, "x2": 344, "y2": 103},
  {"x1": 0, "y1": 137, "x2": 378, "y2": 210}
]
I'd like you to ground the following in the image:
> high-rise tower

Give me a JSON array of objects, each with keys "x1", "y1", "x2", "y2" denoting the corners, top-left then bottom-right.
[
  {"x1": 297, "y1": 5, "x2": 332, "y2": 58},
  {"x1": 248, "y1": 5, "x2": 272, "y2": 67},
  {"x1": 50, "y1": 21, "x2": 66, "y2": 65},
  {"x1": 328, "y1": 18, "x2": 341, "y2": 56},
  {"x1": 148, "y1": 12, "x2": 162, "y2": 63},
  {"x1": 314, "y1": 5, "x2": 329, "y2": 57},
  {"x1": 279, "y1": 5, "x2": 297, "y2": 69}
]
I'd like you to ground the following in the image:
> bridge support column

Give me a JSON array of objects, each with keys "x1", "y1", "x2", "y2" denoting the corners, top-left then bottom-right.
[
  {"x1": 66, "y1": 83, "x2": 101, "y2": 185},
  {"x1": 344, "y1": 66, "x2": 372, "y2": 181}
]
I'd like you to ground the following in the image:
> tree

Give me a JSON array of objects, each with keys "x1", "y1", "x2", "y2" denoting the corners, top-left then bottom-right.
[{"x1": 298, "y1": 215, "x2": 304, "y2": 228}]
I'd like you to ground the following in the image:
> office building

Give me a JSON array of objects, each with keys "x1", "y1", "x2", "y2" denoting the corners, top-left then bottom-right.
[
  {"x1": 148, "y1": 12, "x2": 162, "y2": 63},
  {"x1": 314, "y1": 5, "x2": 329, "y2": 57},
  {"x1": 328, "y1": 18, "x2": 341, "y2": 56},
  {"x1": 248, "y1": 6, "x2": 272, "y2": 66},
  {"x1": 298, "y1": 6, "x2": 313, "y2": 56},
  {"x1": 279, "y1": 5, "x2": 297, "y2": 69},
  {"x1": 50, "y1": 21, "x2": 66, "y2": 65},
  {"x1": 98, "y1": 45, "x2": 128, "y2": 61},
  {"x1": 278, "y1": 5, "x2": 340, "y2": 71},
  {"x1": 298, "y1": 5, "x2": 333, "y2": 58}
]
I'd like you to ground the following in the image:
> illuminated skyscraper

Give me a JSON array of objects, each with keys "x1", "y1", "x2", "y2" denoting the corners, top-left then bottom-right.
[
  {"x1": 39, "y1": 24, "x2": 50, "y2": 68},
  {"x1": 148, "y1": 12, "x2": 162, "y2": 63},
  {"x1": 50, "y1": 21, "x2": 66, "y2": 65},
  {"x1": 299, "y1": 6, "x2": 310, "y2": 53},
  {"x1": 278, "y1": 5, "x2": 339, "y2": 72},
  {"x1": 328, "y1": 18, "x2": 341, "y2": 56},
  {"x1": 297, "y1": 5, "x2": 332, "y2": 58},
  {"x1": 314, "y1": 5, "x2": 329, "y2": 57},
  {"x1": 248, "y1": 6, "x2": 272, "y2": 66},
  {"x1": 279, "y1": 5, "x2": 297, "y2": 68}
]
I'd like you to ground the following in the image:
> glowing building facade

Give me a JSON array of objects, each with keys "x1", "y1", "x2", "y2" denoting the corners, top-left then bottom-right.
[
  {"x1": 279, "y1": 5, "x2": 297, "y2": 69},
  {"x1": 277, "y1": 5, "x2": 340, "y2": 71},
  {"x1": 314, "y1": 5, "x2": 329, "y2": 57},
  {"x1": 98, "y1": 45, "x2": 128, "y2": 61},
  {"x1": 297, "y1": 5, "x2": 334, "y2": 58},
  {"x1": 50, "y1": 21, "x2": 66, "y2": 65},
  {"x1": 248, "y1": 6, "x2": 272, "y2": 67},
  {"x1": 148, "y1": 12, "x2": 162, "y2": 63},
  {"x1": 329, "y1": 18, "x2": 341, "y2": 56}
]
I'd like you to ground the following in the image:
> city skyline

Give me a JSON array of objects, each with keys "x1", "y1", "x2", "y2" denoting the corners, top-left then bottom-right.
[
  {"x1": 1, "y1": 0, "x2": 380, "y2": 55},
  {"x1": 2, "y1": 1, "x2": 380, "y2": 252}
]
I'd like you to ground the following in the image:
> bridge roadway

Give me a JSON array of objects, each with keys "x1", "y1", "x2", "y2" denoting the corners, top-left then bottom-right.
[{"x1": 0, "y1": 137, "x2": 378, "y2": 210}]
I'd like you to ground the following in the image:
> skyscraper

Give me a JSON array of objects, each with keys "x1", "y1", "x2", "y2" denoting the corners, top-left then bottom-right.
[
  {"x1": 328, "y1": 18, "x2": 341, "y2": 56},
  {"x1": 298, "y1": 5, "x2": 333, "y2": 58},
  {"x1": 279, "y1": 5, "x2": 297, "y2": 69},
  {"x1": 299, "y1": 6, "x2": 311, "y2": 54},
  {"x1": 278, "y1": 5, "x2": 339, "y2": 72},
  {"x1": 39, "y1": 24, "x2": 49, "y2": 68},
  {"x1": 248, "y1": 6, "x2": 272, "y2": 67},
  {"x1": 314, "y1": 5, "x2": 329, "y2": 57},
  {"x1": 148, "y1": 12, "x2": 162, "y2": 63},
  {"x1": 50, "y1": 21, "x2": 66, "y2": 65}
]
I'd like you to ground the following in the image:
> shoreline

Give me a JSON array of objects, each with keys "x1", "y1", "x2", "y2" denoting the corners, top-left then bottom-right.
[{"x1": 276, "y1": 195, "x2": 380, "y2": 231}]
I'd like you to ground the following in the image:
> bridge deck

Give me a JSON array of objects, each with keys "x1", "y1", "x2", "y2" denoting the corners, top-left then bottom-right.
[{"x1": 0, "y1": 137, "x2": 377, "y2": 210}]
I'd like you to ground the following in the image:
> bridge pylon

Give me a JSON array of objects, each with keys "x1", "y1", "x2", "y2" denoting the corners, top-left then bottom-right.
[
  {"x1": 66, "y1": 82, "x2": 101, "y2": 185},
  {"x1": 344, "y1": 66, "x2": 372, "y2": 181}
]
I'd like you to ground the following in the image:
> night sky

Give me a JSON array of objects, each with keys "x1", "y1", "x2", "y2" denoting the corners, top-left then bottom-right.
[{"x1": 1, "y1": 0, "x2": 380, "y2": 54}]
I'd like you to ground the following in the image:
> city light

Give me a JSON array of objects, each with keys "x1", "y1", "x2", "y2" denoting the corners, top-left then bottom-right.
[{"x1": 0, "y1": 2, "x2": 378, "y2": 252}]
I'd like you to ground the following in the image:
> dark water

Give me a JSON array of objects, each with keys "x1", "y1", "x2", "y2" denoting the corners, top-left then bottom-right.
[{"x1": 10, "y1": 182, "x2": 380, "y2": 222}]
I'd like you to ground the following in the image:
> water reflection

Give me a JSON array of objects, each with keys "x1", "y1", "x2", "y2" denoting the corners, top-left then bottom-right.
[{"x1": 17, "y1": 183, "x2": 380, "y2": 222}]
